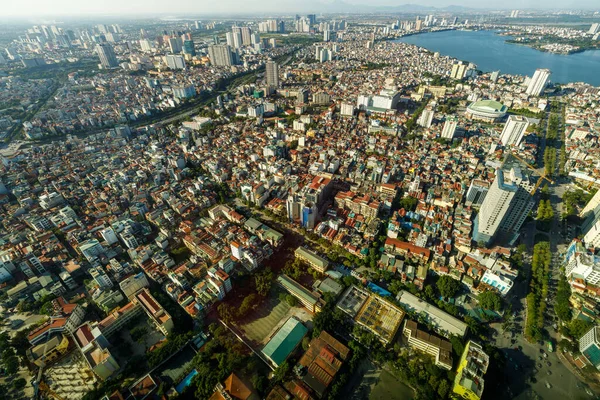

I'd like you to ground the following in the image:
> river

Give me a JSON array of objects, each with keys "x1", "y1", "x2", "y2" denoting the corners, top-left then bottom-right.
[{"x1": 395, "y1": 30, "x2": 600, "y2": 86}]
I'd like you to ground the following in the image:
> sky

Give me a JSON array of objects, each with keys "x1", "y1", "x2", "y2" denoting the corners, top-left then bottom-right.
[{"x1": 3, "y1": 0, "x2": 599, "y2": 17}]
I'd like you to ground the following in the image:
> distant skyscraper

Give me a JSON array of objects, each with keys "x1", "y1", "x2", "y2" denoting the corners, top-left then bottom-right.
[
  {"x1": 441, "y1": 116, "x2": 458, "y2": 139},
  {"x1": 240, "y1": 27, "x2": 252, "y2": 46},
  {"x1": 526, "y1": 68, "x2": 551, "y2": 96},
  {"x1": 588, "y1": 23, "x2": 600, "y2": 35},
  {"x1": 450, "y1": 62, "x2": 467, "y2": 80},
  {"x1": 490, "y1": 70, "x2": 500, "y2": 82},
  {"x1": 307, "y1": 14, "x2": 316, "y2": 25},
  {"x1": 473, "y1": 167, "x2": 535, "y2": 245},
  {"x1": 95, "y1": 43, "x2": 118, "y2": 69},
  {"x1": 266, "y1": 60, "x2": 279, "y2": 88},
  {"x1": 323, "y1": 30, "x2": 335, "y2": 42},
  {"x1": 510, "y1": 10, "x2": 520, "y2": 18},
  {"x1": 165, "y1": 54, "x2": 186, "y2": 69},
  {"x1": 208, "y1": 45, "x2": 235, "y2": 66},
  {"x1": 183, "y1": 40, "x2": 195, "y2": 56},
  {"x1": 499, "y1": 115, "x2": 532, "y2": 147},
  {"x1": 168, "y1": 37, "x2": 182, "y2": 53}
]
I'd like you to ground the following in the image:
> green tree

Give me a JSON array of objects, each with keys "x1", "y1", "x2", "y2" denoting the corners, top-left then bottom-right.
[
  {"x1": 255, "y1": 269, "x2": 273, "y2": 297},
  {"x1": 478, "y1": 291, "x2": 503, "y2": 311},
  {"x1": 436, "y1": 275, "x2": 462, "y2": 299},
  {"x1": 285, "y1": 295, "x2": 298, "y2": 307},
  {"x1": 569, "y1": 319, "x2": 594, "y2": 339},
  {"x1": 12, "y1": 378, "x2": 26, "y2": 390},
  {"x1": 218, "y1": 303, "x2": 235, "y2": 324},
  {"x1": 4, "y1": 355, "x2": 19, "y2": 375}
]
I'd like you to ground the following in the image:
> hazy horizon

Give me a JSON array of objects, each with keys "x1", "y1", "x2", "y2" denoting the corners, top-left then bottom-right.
[{"x1": 3, "y1": 0, "x2": 600, "y2": 18}]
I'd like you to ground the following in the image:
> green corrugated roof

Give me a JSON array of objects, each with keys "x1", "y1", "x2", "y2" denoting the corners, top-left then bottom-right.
[
  {"x1": 262, "y1": 318, "x2": 307, "y2": 366},
  {"x1": 278, "y1": 275, "x2": 318, "y2": 305}
]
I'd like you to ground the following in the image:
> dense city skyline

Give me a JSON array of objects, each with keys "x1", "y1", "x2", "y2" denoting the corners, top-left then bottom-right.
[
  {"x1": 1, "y1": 6, "x2": 600, "y2": 400},
  {"x1": 3, "y1": 0, "x2": 600, "y2": 17}
]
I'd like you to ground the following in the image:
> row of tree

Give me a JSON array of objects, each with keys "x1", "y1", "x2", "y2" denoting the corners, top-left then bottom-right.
[
  {"x1": 525, "y1": 241, "x2": 551, "y2": 342},
  {"x1": 536, "y1": 199, "x2": 554, "y2": 231}
]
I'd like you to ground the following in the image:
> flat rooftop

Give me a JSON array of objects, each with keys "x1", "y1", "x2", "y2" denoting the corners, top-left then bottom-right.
[{"x1": 396, "y1": 290, "x2": 467, "y2": 337}]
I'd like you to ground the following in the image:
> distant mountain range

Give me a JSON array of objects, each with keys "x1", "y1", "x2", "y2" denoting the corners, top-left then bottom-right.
[{"x1": 277, "y1": 1, "x2": 482, "y2": 14}]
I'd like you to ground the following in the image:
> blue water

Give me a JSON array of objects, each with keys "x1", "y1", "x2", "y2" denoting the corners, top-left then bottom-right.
[
  {"x1": 395, "y1": 30, "x2": 600, "y2": 86},
  {"x1": 175, "y1": 369, "x2": 198, "y2": 393}
]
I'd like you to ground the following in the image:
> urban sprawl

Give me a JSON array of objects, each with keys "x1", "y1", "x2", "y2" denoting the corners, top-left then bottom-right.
[{"x1": 1, "y1": 9, "x2": 600, "y2": 400}]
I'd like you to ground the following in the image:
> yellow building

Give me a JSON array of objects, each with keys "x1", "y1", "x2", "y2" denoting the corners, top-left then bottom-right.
[{"x1": 453, "y1": 341, "x2": 489, "y2": 400}]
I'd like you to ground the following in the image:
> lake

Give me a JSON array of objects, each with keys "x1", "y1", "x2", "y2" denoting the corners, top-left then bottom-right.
[{"x1": 395, "y1": 30, "x2": 600, "y2": 86}]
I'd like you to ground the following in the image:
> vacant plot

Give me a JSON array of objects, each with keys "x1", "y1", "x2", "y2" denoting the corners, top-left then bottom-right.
[
  {"x1": 369, "y1": 370, "x2": 414, "y2": 400},
  {"x1": 239, "y1": 296, "x2": 291, "y2": 344}
]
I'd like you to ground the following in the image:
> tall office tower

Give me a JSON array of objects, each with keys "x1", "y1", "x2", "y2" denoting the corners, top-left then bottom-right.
[
  {"x1": 441, "y1": 116, "x2": 458, "y2": 139},
  {"x1": 418, "y1": 109, "x2": 434, "y2": 128},
  {"x1": 580, "y1": 203, "x2": 600, "y2": 248},
  {"x1": 450, "y1": 62, "x2": 467, "y2": 79},
  {"x1": 195, "y1": 21, "x2": 202, "y2": 30},
  {"x1": 307, "y1": 14, "x2": 316, "y2": 25},
  {"x1": 323, "y1": 30, "x2": 336, "y2": 42},
  {"x1": 183, "y1": 40, "x2": 195, "y2": 56},
  {"x1": 95, "y1": 43, "x2": 118, "y2": 69},
  {"x1": 229, "y1": 29, "x2": 242, "y2": 49},
  {"x1": 140, "y1": 39, "x2": 153, "y2": 52},
  {"x1": 510, "y1": 10, "x2": 520, "y2": 18},
  {"x1": 168, "y1": 37, "x2": 182, "y2": 53},
  {"x1": 499, "y1": 115, "x2": 531, "y2": 147},
  {"x1": 208, "y1": 45, "x2": 235, "y2": 66},
  {"x1": 580, "y1": 190, "x2": 600, "y2": 218},
  {"x1": 452, "y1": 17, "x2": 458, "y2": 25},
  {"x1": 588, "y1": 23, "x2": 600, "y2": 35},
  {"x1": 226, "y1": 32, "x2": 234, "y2": 47},
  {"x1": 415, "y1": 19, "x2": 423, "y2": 31},
  {"x1": 525, "y1": 68, "x2": 551, "y2": 96},
  {"x1": 580, "y1": 326, "x2": 600, "y2": 370},
  {"x1": 315, "y1": 45, "x2": 323, "y2": 61},
  {"x1": 265, "y1": 60, "x2": 279, "y2": 88},
  {"x1": 240, "y1": 27, "x2": 252, "y2": 46},
  {"x1": 250, "y1": 33, "x2": 261, "y2": 45},
  {"x1": 165, "y1": 54, "x2": 186, "y2": 70},
  {"x1": 473, "y1": 167, "x2": 535, "y2": 245}
]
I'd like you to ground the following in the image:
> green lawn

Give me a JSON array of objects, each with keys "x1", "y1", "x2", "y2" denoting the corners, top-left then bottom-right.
[
  {"x1": 370, "y1": 370, "x2": 415, "y2": 400},
  {"x1": 239, "y1": 296, "x2": 291, "y2": 344}
]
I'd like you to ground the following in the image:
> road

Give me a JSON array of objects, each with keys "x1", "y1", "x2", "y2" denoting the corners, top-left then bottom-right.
[{"x1": 497, "y1": 105, "x2": 596, "y2": 399}]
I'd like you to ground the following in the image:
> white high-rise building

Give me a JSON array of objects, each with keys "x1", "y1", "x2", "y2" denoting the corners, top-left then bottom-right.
[
  {"x1": 168, "y1": 37, "x2": 182, "y2": 53},
  {"x1": 165, "y1": 54, "x2": 186, "y2": 70},
  {"x1": 526, "y1": 69, "x2": 551, "y2": 96},
  {"x1": 418, "y1": 109, "x2": 434, "y2": 128},
  {"x1": 588, "y1": 23, "x2": 600, "y2": 35},
  {"x1": 441, "y1": 116, "x2": 458, "y2": 139},
  {"x1": 499, "y1": 115, "x2": 532, "y2": 147},
  {"x1": 473, "y1": 167, "x2": 535, "y2": 245},
  {"x1": 450, "y1": 62, "x2": 467, "y2": 80},
  {"x1": 140, "y1": 39, "x2": 153, "y2": 52},
  {"x1": 580, "y1": 326, "x2": 600, "y2": 370},
  {"x1": 266, "y1": 59, "x2": 279, "y2": 88},
  {"x1": 208, "y1": 45, "x2": 235, "y2": 66},
  {"x1": 95, "y1": 43, "x2": 118, "y2": 69}
]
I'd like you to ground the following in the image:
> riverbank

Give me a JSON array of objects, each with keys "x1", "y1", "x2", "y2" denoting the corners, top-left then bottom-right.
[{"x1": 395, "y1": 30, "x2": 600, "y2": 86}]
